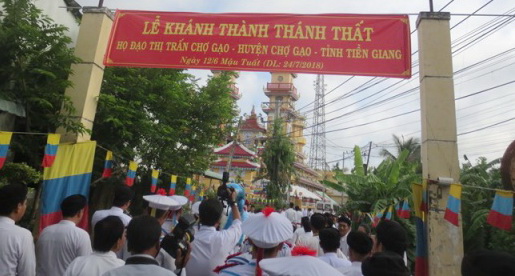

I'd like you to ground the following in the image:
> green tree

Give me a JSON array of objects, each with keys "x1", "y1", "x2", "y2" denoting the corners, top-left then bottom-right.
[
  {"x1": 261, "y1": 118, "x2": 295, "y2": 203},
  {"x1": 325, "y1": 145, "x2": 420, "y2": 214},
  {"x1": 380, "y1": 134, "x2": 421, "y2": 163},
  {"x1": 0, "y1": 0, "x2": 84, "y2": 134},
  {"x1": 460, "y1": 157, "x2": 515, "y2": 255},
  {"x1": 89, "y1": 68, "x2": 236, "y2": 210}
]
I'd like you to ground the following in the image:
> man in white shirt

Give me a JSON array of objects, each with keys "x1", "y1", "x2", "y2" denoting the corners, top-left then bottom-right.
[
  {"x1": 219, "y1": 207, "x2": 293, "y2": 275},
  {"x1": 284, "y1": 202, "x2": 296, "y2": 225},
  {"x1": 0, "y1": 184, "x2": 35, "y2": 276},
  {"x1": 36, "y1": 194, "x2": 92, "y2": 276},
  {"x1": 64, "y1": 216, "x2": 125, "y2": 276},
  {"x1": 318, "y1": 228, "x2": 351, "y2": 269},
  {"x1": 338, "y1": 215, "x2": 352, "y2": 257},
  {"x1": 186, "y1": 193, "x2": 242, "y2": 276},
  {"x1": 338, "y1": 231, "x2": 373, "y2": 276},
  {"x1": 297, "y1": 213, "x2": 326, "y2": 256},
  {"x1": 294, "y1": 206, "x2": 303, "y2": 227},
  {"x1": 103, "y1": 215, "x2": 176, "y2": 276},
  {"x1": 92, "y1": 186, "x2": 134, "y2": 227}
]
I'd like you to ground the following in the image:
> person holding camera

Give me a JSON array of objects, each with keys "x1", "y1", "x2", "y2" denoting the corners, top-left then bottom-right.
[
  {"x1": 186, "y1": 191, "x2": 242, "y2": 276},
  {"x1": 142, "y1": 194, "x2": 191, "y2": 275},
  {"x1": 103, "y1": 215, "x2": 176, "y2": 276}
]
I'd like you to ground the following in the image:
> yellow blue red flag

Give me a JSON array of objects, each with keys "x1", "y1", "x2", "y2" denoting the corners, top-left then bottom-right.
[
  {"x1": 126, "y1": 161, "x2": 138, "y2": 186},
  {"x1": 487, "y1": 190, "x2": 513, "y2": 231},
  {"x1": 42, "y1": 134, "x2": 60, "y2": 168},
  {"x1": 444, "y1": 184, "x2": 462, "y2": 226},
  {"x1": 101, "y1": 151, "x2": 113, "y2": 178},
  {"x1": 151, "y1": 169, "x2": 159, "y2": 193},
  {"x1": 0, "y1": 132, "x2": 13, "y2": 169},
  {"x1": 40, "y1": 141, "x2": 96, "y2": 232}
]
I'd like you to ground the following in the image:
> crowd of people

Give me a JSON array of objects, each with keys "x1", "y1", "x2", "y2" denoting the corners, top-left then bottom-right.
[{"x1": 1, "y1": 182, "x2": 515, "y2": 276}]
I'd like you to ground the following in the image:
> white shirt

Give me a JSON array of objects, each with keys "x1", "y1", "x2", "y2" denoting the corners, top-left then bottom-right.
[
  {"x1": 338, "y1": 261, "x2": 363, "y2": 276},
  {"x1": 340, "y1": 231, "x2": 350, "y2": 257},
  {"x1": 64, "y1": 251, "x2": 124, "y2": 276},
  {"x1": 295, "y1": 210, "x2": 303, "y2": 224},
  {"x1": 103, "y1": 254, "x2": 176, "y2": 276},
  {"x1": 220, "y1": 260, "x2": 268, "y2": 276},
  {"x1": 297, "y1": 235, "x2": 323, "y2": 256},
  {"x1": 186, "y1": 219, "x2": 242, "y2": 276},
  {"x1": 292, "y1": 227, "x2": 313, "y2": 245},
  {"x1": 319, "y1": 252, "x2": 352, "y2": 269},
  {"x1": 0, "y1": 216, "x2": 36, "y2": 276},
  {"x1": 36, "y1": 220, "x2": 92, "y2": 276},
  {"x1": 285, "y1": 208, "x2": 296, "y2": 223},
  {"x1": 92, "y1": 207, "x2": 132, "y2": 228}
]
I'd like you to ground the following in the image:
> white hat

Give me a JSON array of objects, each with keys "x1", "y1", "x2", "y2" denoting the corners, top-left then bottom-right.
[
  {"x1": 168, "y1": 195, "x2": 188, "y2": 211},
  {"x1": 260, "y1": 255, "x2": 342, "y2": 276},
  {"x1": 143, "y1": 194, "x2": 179, "y2": 210},
  {"x1": 242, "y1": 207, "x2": 292, "y2": 249},
  {"x1": 191, "y1": 201, "x2": 201, "y2": 215}
]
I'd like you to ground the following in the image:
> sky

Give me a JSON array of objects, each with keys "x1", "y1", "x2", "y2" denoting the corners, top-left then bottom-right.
[{"x1": 77, "y1": 0, "x2": 515, "y2": 170}]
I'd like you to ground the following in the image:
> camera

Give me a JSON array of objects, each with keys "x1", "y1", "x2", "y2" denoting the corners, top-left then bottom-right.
[
  {"x1": 160, "y1": 214, "x2": 196, "y2": 259},
  {"x1": 217, "y1": 172, "x2": 235, "y2": 206}
]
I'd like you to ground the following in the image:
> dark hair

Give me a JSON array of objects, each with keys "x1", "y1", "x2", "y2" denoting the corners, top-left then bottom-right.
[
  {"x1": 61, "y1": 194, "x2": 87, "y2": 218},
  {"x1": 93, "y1": 216, "x2": 124, "y2": 252},
  {"x1": 113, "y1": 186, "x2": 134, "y2": 207},
  {"x1": 199, "y1": 198, "x2": 223, "y2": 226},
  {"x1": 362, "y1": 251, "x2": 409, "y2": 276},
  {"x1": 461, "y1": 249, "x2": 515, "y2": 276},
  {"x1": 301, "y1": 216, "x2": 311, "y2": 232},
  {"x1": 337, "y1": 215, "x2": 351, "y2": 226},
  {"x1": 295, "y1": 206, "x2": 300, "y2": 211},
  {"x1": 0, "y1": 184, "x2": 28, "y2": 216},
  {"x1": 376, "y1": 220, "x2": 407, "y2": 256},
  {"x1": 310, "y1": 213, "x2": 326, "y2": 231},
  {"x1": 347, "y1": 231, "x2": 373, "y2": 255},
  {"x1": 289, "y1": 202, "x2": 294, "y2": 208},
  {"x1": 358, "y1": 224, "x2": 371, "y2": 235},
  {"x1": 319, "y1": 228, "x2": 340, "y2": 252},
  {"x1": 127, "y1": 215, "x2": 161, "y2": 254}
]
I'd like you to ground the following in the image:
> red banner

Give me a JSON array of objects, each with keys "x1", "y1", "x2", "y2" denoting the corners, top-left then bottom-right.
[{"x1": 105, "y1": 11, "x2": 411, "y2": 78}]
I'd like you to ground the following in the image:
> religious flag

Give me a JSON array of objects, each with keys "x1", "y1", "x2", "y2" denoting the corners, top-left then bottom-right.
[
  {"x1": 385, "y1": 206, "x2": 393, "y2": 220},
  {"x1": 444, "y1": 184, "x2": 462, "y2": 226},
  {"x1": 101, "y1": 151, "x2": 113, "y2": 178},
  {"x1": 0, "y1": 132, "x2": 13, "y2": 169},
  {"x1": 395, "y1": 202, "x2": 401, "y2": 217},
  {"x1": 184, "y1": 178, "x2": 192, "y2": 197},
  {"x1": 398, "y1": 199, "x2": 411, "y2": 219},
  {"x1": 151, "y1": 169, "x2": 159, "y2": 193},
  {"x1": 412, "y1": 183, "x2": 428, "y2": 276},
  {"x1": 40, "y1": 141, "x2": 96, "y2": 232},
  {"x1": 169, "y1": 175, "x2": 177, "y2": 195},
  {"x1": 372, "y1": 210, "x2": 383, "y2": 227},
  {"x1": 487, "y1": 190, "x2": 514, "y2": 231},
  {"x1": 190, "y1": 187, "x2": 196, "y2": 202},
  {"x1": 126, "y1": 161, "x2": 138, "y2": 187},
  {"x1": 42, "y1": 134, "x2": 60, "y2": 168},
  {"x1": 420, "y1": 181, "x2": 428, "y2": 213},
  {"x1": 199, "y1": 189, "x2": 205, "y2": 201}
]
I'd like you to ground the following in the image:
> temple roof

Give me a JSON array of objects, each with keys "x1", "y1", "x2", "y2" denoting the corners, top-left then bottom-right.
[
  {"x1": 211, "y1": 159, "x2": 260, "y2": 169},
  {"x1": 297, "y1": 177, "x2": 324, "y2": 190},
  {"x1": 241, "y1": 106, "x2": 266, "y2": 132},
  {"x1": 294, "y1": 162, "x2": 320, "y2": 177},
  {"x1": 214, "y1": 141, "x2": 256, "y2": 157}
]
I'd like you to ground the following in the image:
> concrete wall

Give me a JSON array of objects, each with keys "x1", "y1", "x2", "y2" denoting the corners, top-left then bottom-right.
[{"x1": 33, "y1": 0, "x2": 80, "y2": 46}]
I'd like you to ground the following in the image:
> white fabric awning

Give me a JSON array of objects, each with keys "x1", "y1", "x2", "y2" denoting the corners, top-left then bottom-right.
[{"x1": 290, "y1": 185, "x2": 322, "y2": 201}]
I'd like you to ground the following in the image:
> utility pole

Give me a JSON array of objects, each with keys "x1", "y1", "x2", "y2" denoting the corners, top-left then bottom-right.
[
  {"x1": 342, "y1": 152, "x2": 345, "y2": 173},
  {"x1": 418, "y1": 11, "x2": 463, "y2": 275},
  {"x1": 364, "y1": 142, "x2": 372, "y2": 175}
]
